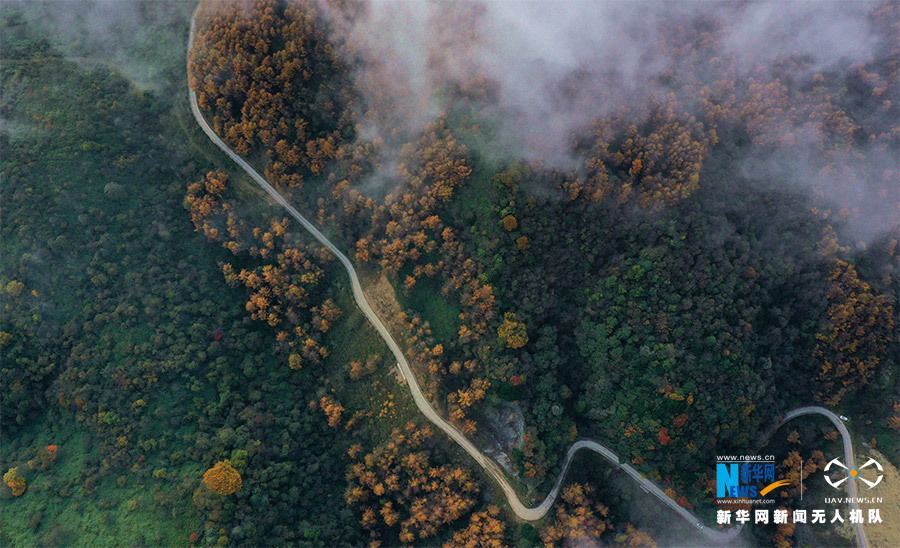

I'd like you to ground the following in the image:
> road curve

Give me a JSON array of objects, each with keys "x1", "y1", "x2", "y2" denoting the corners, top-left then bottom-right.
[
  {"x1": 783, "y1": 408, "x2": 868, "y2": 548},
  {"x1": 186, "y1": 10, "x2": 867, "y2": 547}
]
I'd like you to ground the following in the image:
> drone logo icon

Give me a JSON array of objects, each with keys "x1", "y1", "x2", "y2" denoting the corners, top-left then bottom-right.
[{"x1": 824, "y1": 457, "x2": 883, "y2": 489}]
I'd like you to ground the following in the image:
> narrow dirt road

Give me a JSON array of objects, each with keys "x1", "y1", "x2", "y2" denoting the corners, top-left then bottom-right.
[{"x1": 186, "y1": 10, "x2": 867, "y2": 547}]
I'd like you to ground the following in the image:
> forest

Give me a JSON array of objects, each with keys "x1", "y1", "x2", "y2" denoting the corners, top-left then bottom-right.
[
  {"x1": 186, "y1": 0, "x2": 898, "y2": 544},
  {"x1": 2, "y1": 5, "x2": 384, "y2": 546},
  {"x1": 2, "y1": 0, "x2": 898, "y2": 547}
]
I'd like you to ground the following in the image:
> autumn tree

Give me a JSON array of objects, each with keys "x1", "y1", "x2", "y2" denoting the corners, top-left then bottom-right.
[
  {"x1": 311, "y1": 298, "x2": 342, "y2": 333},
  {"x1": 574, "y1": 102, "x2": 714, "y2": 207},
  {"x1": 890, "y1": 402, "x2": 900, "y2": 432},
  {"x1": 345, "y1": 422, "x2": 479, "y2": 544},
  {"x1": 615, "y1": 524, "x2": 657, "y2": 547},
  {"x1": 41, "y1": 444, "x2": 59, "y2": 469},
  {"x1": 445, "y1": 505, "x2": 505, "y2": 548},
  {"x1": 202, "y1": 460, "x2": 242, "y2": 495},
  {"x1": 3, "y1": 466, "x2": 26, "y2": 496},
  {"x1": 362, "y1": 118, "x2": 472, "y2": 277},
  {"x1": 814, "y1": 259, "x2": 895, "y2": 405},
  {"x1": 399, "y1": 118, "x2": 472, "y2": 203},
  {"x1": 540, "y1": 484, "x2": 611, "y2": 546},
  {"x1": 319, "y1": 395, "x2": 344, "y2": 427},
  {"x1": 348, "y1": 354, "x2": 380, "y2": 380},
  {"x1": 519, "y1": 428, "x2": 548, "y2": 482},
  {"x1": 189, "y1": 0, "x2": 354, "y2": 187},
  {"x1": 184, "y1": 170, "x2": 229, "y2": 230},
  {"x1": 186, "y1": 175, "x2": 337, "y2": 370},
  {"x1": 771, "y1": 506, "x2": 796, "y2": 548},
  {"x1": 447, "y1": 377, "x2": 491, "y2": 434},
  {"x1": 498, "y1": 312, "x2": 528, "y2": 349}
]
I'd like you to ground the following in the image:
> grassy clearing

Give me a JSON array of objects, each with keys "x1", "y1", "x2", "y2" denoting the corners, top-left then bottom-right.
[
  {"x1": 394, "y1": 272, "x2": 461, "y2": 343},
  {"x1": 0, "y1": 416, "x2": 202, "y2": 547},
  {"x1": 319, "y1": 271, "x2": 421, "y2": 444}
]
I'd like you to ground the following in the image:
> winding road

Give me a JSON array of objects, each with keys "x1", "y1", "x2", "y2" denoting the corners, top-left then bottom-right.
[
  {"x1": 783, "y1": 408, "x2": 868, "y2": 548},
  {"x1": 187, "y1": 10, "x2": 868, "y2": 547}
]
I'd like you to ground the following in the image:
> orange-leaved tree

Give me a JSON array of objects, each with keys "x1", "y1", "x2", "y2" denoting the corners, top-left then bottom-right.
[
  {"x1": 3, "y1": 466, "x2": 27, "y2": 496},
  {"x1": 540, "y1": 483, "x2": 611, "y2": 546},
  {"x1": 814, "y1": 258, "x2": 894, "y2": 406},
  {"x1": 444, "y1": 505, "x2": 505, "y2": 548},
  {"x1": 345, "y1": 422, "x2": 479, "y2": 544},
  {"x1": 202, "y1": 460, "x2": 242, "y2": 495}
]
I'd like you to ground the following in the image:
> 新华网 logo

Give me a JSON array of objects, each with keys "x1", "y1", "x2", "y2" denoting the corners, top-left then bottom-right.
[{"x1": 716, "y1": 460, "x2": 790, "y2": 499}]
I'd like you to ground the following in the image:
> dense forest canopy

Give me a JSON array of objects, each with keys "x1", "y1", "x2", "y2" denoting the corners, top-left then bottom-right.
[
  {"x1": 2, "y1": 0, "x2": 898, "y2": 547},
  {"x1": 185, "y1": 0, "x2": 898, "y2": 543}
]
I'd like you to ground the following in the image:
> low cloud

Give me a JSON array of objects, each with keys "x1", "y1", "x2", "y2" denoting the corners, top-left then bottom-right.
[{"x1": 326, "y1": 0, "x2": 896, "y2": 241}]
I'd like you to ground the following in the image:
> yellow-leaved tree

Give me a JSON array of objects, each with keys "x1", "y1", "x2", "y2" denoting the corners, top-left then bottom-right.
[
  {"x1": 202, "y1": 460, "x2": 242, "y2": 495},
  {"x1": 497, "y1": 312, "x2": 528, "y2": 349},
  {"x1": 3, "y1": 466, "x2": 27, "y2": 496}
]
